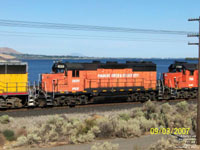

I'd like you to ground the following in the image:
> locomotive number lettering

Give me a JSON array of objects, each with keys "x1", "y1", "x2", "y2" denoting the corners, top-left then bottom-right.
[
  {"x1": 72, "y1": 87, "x2": 79, "y2": 90},
  {"x1": 57, "y1": 65, "x2": 65, "y2": 68},
  {"x1": 72, "y1": 79, "x2": 80, "y2": 83},
  {"x1": 189, "y1": 77, "x2": 194, "y2": 81}
]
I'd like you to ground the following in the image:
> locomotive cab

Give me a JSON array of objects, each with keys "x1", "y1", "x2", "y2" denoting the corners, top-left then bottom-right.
[
  {"x1": 52, "y1": 62, "x2": 66, "y2": 74},
  {"x1": 163, "y1": 61, "x2": 198, "y2": 89},
  {"x1": 162, "y1": 61, "x2": 198, "y2": 99}
]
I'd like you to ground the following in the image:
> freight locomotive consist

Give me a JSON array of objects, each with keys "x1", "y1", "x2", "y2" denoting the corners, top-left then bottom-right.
[{"x1": 0, "y1": 60, "x2": 198, "y2": 108}]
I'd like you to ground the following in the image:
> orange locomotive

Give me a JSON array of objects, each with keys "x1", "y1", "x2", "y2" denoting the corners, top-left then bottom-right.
[
  {"x1": 38, "y1": 61, "x2": 157, "y2": 106},
  {"x1": 161, "y1": 61, "x2": 198, "y2": 99}
]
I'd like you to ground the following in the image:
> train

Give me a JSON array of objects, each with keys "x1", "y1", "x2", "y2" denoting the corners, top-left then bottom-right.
[{"x1": 0, "y1": 60, "x2": 198, "y2": 109}]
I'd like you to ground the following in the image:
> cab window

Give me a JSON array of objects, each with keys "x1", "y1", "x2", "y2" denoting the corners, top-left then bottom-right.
[
  {"x1": 190, "y1": 70, "x2": 194, "y2": 76},
  {"x1": 72, "y1": 70, "x2": 80, "y2": 77}
]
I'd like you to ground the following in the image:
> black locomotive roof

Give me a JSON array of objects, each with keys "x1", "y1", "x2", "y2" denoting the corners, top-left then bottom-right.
[
  {"x1": 169, "y1": 61, "x2": 197, "y2": 71},
  {"x1": 53, "y1": 61, "x2": 156, "y2": 71}
]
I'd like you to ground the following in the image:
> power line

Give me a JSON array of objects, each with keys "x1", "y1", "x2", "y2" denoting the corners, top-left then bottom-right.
[
  {"x1": 0, "y1": 19, "x2": 196, "y2": 35},
  {"x1": 0, "y1": 30, "x2": 187, "y2": 43}
]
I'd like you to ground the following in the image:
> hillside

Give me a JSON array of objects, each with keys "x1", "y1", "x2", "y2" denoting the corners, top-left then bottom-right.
[
  {"x1": 0, "y1": 47, "x2": 21, "y2": 54},
  {"x1": 0, "y1": 47, "x2": 20, "y2": 60}
]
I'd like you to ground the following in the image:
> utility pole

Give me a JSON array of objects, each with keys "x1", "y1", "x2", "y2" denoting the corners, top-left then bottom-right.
[{"x1": 188, "y1": 17, "x2": 200, "y2": 145}]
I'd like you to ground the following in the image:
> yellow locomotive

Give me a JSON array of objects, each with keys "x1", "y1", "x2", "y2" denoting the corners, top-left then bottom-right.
[{"x1": 0, "y1": 62, "x2": 29, "y2": 108}]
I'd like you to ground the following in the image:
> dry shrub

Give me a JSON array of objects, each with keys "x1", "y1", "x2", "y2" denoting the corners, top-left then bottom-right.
[
  {"x1": 78, "y1": 118, "x2": 97, "y2": 135},
  {"x1": 38, "y1": 115, "x2": 70, "y2": 143},
  {"x1": 90, "y1": 142, "x2": 119, "y2": 150},
  {"x1": 143, "y1": 101, "x2": 159, "y2": 119},
  {"x1": 131, "y1": 108, "x2": 145, "y2": 118},
  {"x1": 96, "y1": 117, "x2": 116, "y2": 138},
  {"x1": 118, "y1": 113, "x2": 131, "y2": 121},
  {"x1": 115, "y1": 118, "x2": 141, "y2": 138},
  {"x1": 3, "y1": 129, "x2": 16, "y2": 141},
  {"x1": 149, "y1": 138, "x2": 175, "y2": 150},
  {"x1": 173, "y1": 114, "x2": 192, "y2": 128},
  {"x1": 26, "y1": 133, "x2": 41, "y2": 144},
  {"x1": 69, "y1": 131, "x2": 95, "y2": 144},
  {"x1": 68, "y1": 118, "x2": 97, "y2": 144},
  {"x1": 176, "y1": 101, "x2": 189, "y2": 113},
  {"x1": 27, "y1": 115, "x2": 97, "y2": 144},
  {"x1": 13, "y1": 136, "x2": 28, "y2": 147},
  {"x1": 149, "y1": 137, "x2": 184, "y2": 150},
  {"x1": 160, "y1": 103, "x2": 173, "y2": 114},
  {"x1": 138, "y1": 117, "x2": 157, "y2": 132},
  {"x1": 143, "y1": 101, "x2": 158, "y2": 113},
  {"x1": 0, "y1": 133, "x2": 6, "y2": 147},
  {"x1": 16, "y1": 127, "x2": 27, "y2": 137},
  {"x1": 0, "y1": 115, "x2": 10, "y2": 124}
]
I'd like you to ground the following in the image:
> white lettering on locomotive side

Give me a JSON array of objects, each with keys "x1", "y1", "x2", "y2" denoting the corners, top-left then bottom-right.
[
  {"x1": 189, "y1": 77, "x2": 194, "y2": 81},
  {"x1": 189, "y1": 84, "x2": 194, "y2": 86},
  {"x1": 98, "y1": 74, "x2": 110, "y2": 78},
  {"x1": 132, "y1": 74, "x2": 139, "y2": 77},
  {"x1": 72, "y1": 87, "x2": 79, "y2": 90},
  {"x1": 97, "y1": 73, "x2": 139, "y2": 78},
  {"x1": 72, "y1": 79, "x2": 80, "y2": 83}
]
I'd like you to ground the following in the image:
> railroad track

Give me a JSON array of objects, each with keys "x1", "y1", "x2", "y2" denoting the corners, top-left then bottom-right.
[{"x1": 0, "y1": 99, "x2": 197, "y2": 117}]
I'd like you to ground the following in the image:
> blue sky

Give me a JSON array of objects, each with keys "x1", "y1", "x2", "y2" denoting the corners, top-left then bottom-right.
[{"x1": 0, "y1": 0, "x2": 199, "y2": 58}]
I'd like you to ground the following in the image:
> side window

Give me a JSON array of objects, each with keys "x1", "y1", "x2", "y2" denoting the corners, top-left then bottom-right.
[
  {"x1": 190, "y1": 70, "x2": 194, "y2": 76},
  {"x1": 176, "y1": 68, "x2": 181, "y2": 72},
  {"x1": 72, "y1": 70, "x2": 80, "y2": 77},
  {"x1": 72, "y1": 70, "x2": 76, "y2": 77},
  {"x1": 76, "y1": 70, "x2": 79, "y2": 77}
]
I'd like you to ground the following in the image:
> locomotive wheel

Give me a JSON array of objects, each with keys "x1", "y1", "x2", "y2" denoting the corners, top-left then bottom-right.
[
  {"x1": 38, "y1": 99, "x2": 46, "y2": 107},
  {"x1": 0, "y1": 98, "x2": 7, "y2": 108},
  {"x1": 79, "y1": 95, "x2": 88, "y2": 105},
  {"x1": 14, "y1": 98, "x2": 23, "y2": 108},
  {"x1": 53, "y1": 99, "x2": 60, "y2": 106},
  {"x1": 7, "y1": 97, "x2": 23, "y2": 108},
  {"x1": 54, "y1": 97, "x2": 63, "y2": 106},
  {"x1": 144, "y1": 93, "x2": 151, "y2": 101},
  {"x1": 183, "y1": 91, "x2": 189, "y2": 100},
  {"x1": 131, "y1": 93, "x2": 139, "y2": 101},
  {"x1": 64, "y1": 97, "x2": 76, "y2": 107},
  {"x1": 192, "y1": 90, "x2": 197, "y2": 99},
  {"x1": 127, "y1": 96, "x2": 132, "y2": 102},
  {"x1": 69, "y1": 100, "x2": 76, "y2": 107},
  {"x1": 176, "y1": 91, "x2": 181, "y2": 99},
  {"x1": 149, "y1": 92, "x2": 156, "y2": 101}
]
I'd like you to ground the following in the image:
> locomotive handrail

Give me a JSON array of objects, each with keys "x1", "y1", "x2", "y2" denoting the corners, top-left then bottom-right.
[
  {"x1": 0, "y1": 81, "x2": 28, "y2": 93},
  {"x1": 0, "y1": 81, "x2": 28, "y2": 84}
]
